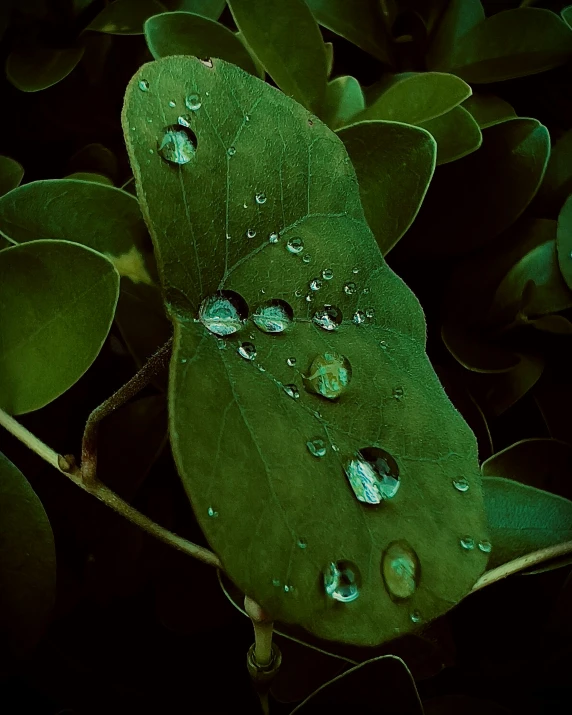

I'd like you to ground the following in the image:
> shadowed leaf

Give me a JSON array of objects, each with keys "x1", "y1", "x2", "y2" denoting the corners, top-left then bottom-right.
[
  {"x1": 65, "y1": 171, "x2": 114, "y2": 185},
  {"x1": 537, "y1": 129, "x2": 572, "y2": 215},
  {"x1": 6, "y1": 44, "x2": 85, "y2": 92},
  {"x1": 322, "y1": 76, "x2": 365, "y2": 130},
  {"x1": 426, "y1": 0, "x2": 485, "y2": 71},
  {"x1": 420, "y1": 106, "x2": 482, "y2": 165},
  {"x1": 557, "y1": 194, "x2": 572, "y2": 291},
  {"x1": 462, "y1": 92, "x2": 515, "y2": 129},
  {"x1": 88, "y1": 0, "x2": 166, "y2": 35},
  {"x1": 0, "y1": 156, "x2": 24, "y2": 197}
]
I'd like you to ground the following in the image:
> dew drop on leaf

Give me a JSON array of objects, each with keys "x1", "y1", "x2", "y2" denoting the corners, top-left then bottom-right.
[
  {"x1": 207, "y1": 506, "x2": 219, "y2": 518},
  {"x1": 227, "y1": 146, "x2": 236, "y2": 156},
  {"x1": 353, "y1": 310, "x2": 366, "y2": 325},
  {"x1": 255, "y1": 192, "x2": 267, "y2": 204},
  {"x1": 344, "y1": 281, "x2": 357, "y2": 295},
  {"x1": 309, "y1": 278, "x2": 323, "y2": 291},
  {"x1": 252, "y1": 299, "x2": 293, "y2": 333},
  {"x1": 286, "y1": 237, "x2": 304, "y2": 254},
  {"x1": 306, "y1": 438, "x2": 327, "y2": 458},
  {"x1": 460, "y1": 536, "x2": 475, "y2": 551},
  {"x1": 305, "y1": 294, "x2": 313, "y2": 303},
  {"x1": 305, "y1": 352, "x2": 352, "y2": 400},
  {"x1": 344, "y1": 447, "x2": 400, "y2": 504},
  {"x1": 185, "y1": 93, "x2": 201, "y2": 111},
  {"x1": 392, "y1": 386, "x2": 405, "y2": 400},
  {"x1": 312, "y1": 304, "x2": 342, "y2": 331},
  {"x1": 286, "y1": 357, "x2": 297, "y2": 367},
  {"x1": 453, "y1": 476, "x2": 470, "y2": 493},
  {"x1": 302, "y1": 253, "x2": 311, "y2": 264},
  {"x1": 410, "y1": 610, "x2": 422, "y2": 623},
  {"x1": 379, "y1": 340, "x2": 388, "y2": 350},
  {"x1": 246, "y1": 228, "x2": 256, "y2": 238},
  {"x1": 382, "y1": 541, "x2": 420, "y2": 601},
  {"x1": 237, "y1": 342, "x2": 256, "y2": 360},
  {"x1": 283, "y1": 384, "x2": 300, "y2": 399},
  {"x1": 352, "y1": 266, "x2": 360, "y2": 274},
  {"x1": 200, "y1": 57, "x2": 213, "y2": 67},
  {"x1": 269, "y1": 232, "x2": 279, "y2": 243},
  {"x1": 168, "y1": 100, "x2": 176, "y2": 108},
  {"x1": 198, "y1": 291, "x2": 248, "y2": 337},
  {"x1": 478, "y1": 540, "x2": 492, "y2": 553},
  {"x1": 157, "y1": 125, "x2": 197, "y2": 165},
  {"x1": 138, "y1": 79, "x2": 149, "y2": 92},
  {"x1": 177, "y1": 115, "x2": 193, "y2": 128},
  {"x1": 322, "y1": 268, "x2": 334, "y2": 280},
  {"x1": 297, "y1": 539, "x2": 307, "y2": 549},
  {"x1": 365, "y1": 307, "x2": 375, "y2": 319},
  {"x1": 323, "y1": 561, "x2": 360, "y2": 603}
]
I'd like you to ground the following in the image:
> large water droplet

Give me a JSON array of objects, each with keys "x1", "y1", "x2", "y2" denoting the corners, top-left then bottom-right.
[
  {"x1": 344, "y1": 447, "x2": 400, "y2": 504},
  {"x1": 305, "y1": 352, "x2": 352, "y2": 400},
  {"x1": 312, "y1": 305, "x2": 343, "y2": 331},
  {"x1": 286, "y1": 237, "x2": 304, "y2": 254},
  {"x1": 310, "y1": 278, "x2": 323, "y2": 291},
  {"x1": 252, "y1": 299, "x2": 293, "y2": 334},
  {"x1": 453, "y1": 476, "x2": 470, "y2": 493},
  {"x1": 185, "y1": 93, "x2": 201, "y2": 111},
  {"x1": 158, "y1": 125, "x2": 197, "y2": 165},
  {"x1": 237, "y1": 342, "x2": 256, "y2": 360},
  {"x1": 322, "y1": 268, "x2": 334, "y2": 281},
  {"x1": 306, "y1": 438, "x2": 327, "y2": 458},
  {"x1": 283, "y1": 384, "x2": 300, "y2": 400},
  {"x1": 255, "y1": 192, "x2": 267, "y2": 204},
  {"x1": 382, "y1": 541, "x2": 420, "y2": 601},
  {"x1": 198, "y1": 291, "x2": 248, "y2": 337},
  {"x1": 343, "y1": 281, "x2": 357, "y2": 295},
  {"x1": 478, "y1": 540, "x2": 492, "y2": 553},
  {"x1": 139, "y1": 79, "x2": 150, "y2": 92},
  {"x1": 323, "y1": 561, "x2": 360, "y2": 603},
  {"x1": 460, "y1": 536, "x2": 475, "y2": 551}
]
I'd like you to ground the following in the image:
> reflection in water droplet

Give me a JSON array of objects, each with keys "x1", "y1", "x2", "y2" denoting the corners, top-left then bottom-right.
[
  {"x1": 198, "y1": 291, "x2": 248, "y2": 336},
  {"x1": 139, "y1": 79, "x2": 150, "y2": 91},
  {"x1": 302, "y1": 254, "x2": 311, "y2": 264},
  {"x1": 344, "y1": 282, "x2": 357, "y2": 295},
  {"x1": 246, "y1": 228, "x2": 256, "y2": 239},
  {"x1": 312, "y1": 305, "x2": 342, "y2": 331},
  {"x1": 322, "y1": 268, "x2": 334, "y2": 280},
  {"x1": 253, "y1": 299, "x2": 293, "y2": 333},
  {"x1": 365, "y1": 307, "x2": 375, "y2": 319},
  {"x1": 344, "y1": 447, "x2": 400, "y2": 504},
  {"x1": 283, "y1": 384, "x2": 300, "y2": 400},
  {"x1": 168, "y1": 100, "x2": 176, "y2": 108},
  {"x1": 353, "y1": 310, "x2": 366, "y2": 325},
  {"x1": 237, "y1": 342, "x2": 256, "y2": 360},
  {"x1": 298, "y1": 539, "x2": 307, "y2": 549},
  {"x1": 382, "y1": 541, "x2": 420, "y2": 600},
  {"x1": 305, "y1": 352, "x2": 352, "y2": 400},
  {"x1": 177, "y1": 115, "x2": 193, "y2": 128},
  {"x1": 255, "y1": 192, "x2": 267, "y2": 204},
  {"x1": 306, "y1": 438, "x2": 327, "y2": 458},
  {"x1": 287, "y1": 237, "x2": 304, "y2": 254},
  {"x1": 158, "y1": 125, "x2": 197, "y2": 165},
  {"x1": 287, "y1": 357, "x2": 297, "y2": 367},
  {"x1": 310, "y1": 279, "x2": 323, "y2": 291},
  {"x1": 478, "y1": 540, "x2": 492, "y2": 553},
  {"x1": 207, "y1": 507, "x2": 219, "y2": 518},
  {"x1": 227, "y1": 146, "x2": 236, "y2": 156},
  {"x1": 410, "y1": 610, "x2": 422, "y2": 623},
  {"x1": 392, "y1": 386, "x2": 405, "y2": 400},
  {"x1": 185, "y1": 93, "x2": 201, "y2": 111},
  {"x1": 269, "y1": 232, "x2": 279, "y2": 243},
  {"x1": 324, "y1": 561, "x2": 360, "y2": 603},
  {"x1": 460, "y1": 536, "x2": 475, "y2": 551},
  {"x1": 453, "y1": 477, "x2": 470, "y2": 493}
]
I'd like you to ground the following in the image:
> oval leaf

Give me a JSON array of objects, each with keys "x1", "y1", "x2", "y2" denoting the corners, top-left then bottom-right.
[
  {"x1": 160, "y1": 0, "x2": 225, "y2": 18},
  {"x1": 420, "y1": 105, "x2": 482, "y2": 165},
  {"x1": 65, "y1": 171, "x2": 114, "y2": 185},
  {"x1": 88, "y1": 0, "x2": 166, "y2": 35},
  {"x1": 0, "y1": 156, "x2": 24, "y2": 197},
  {"x1": 426, "y1": 0, "x2": 485, "y2": 71},
  {"x1": 563, "y1": 6, "x2": 572, "y2": 30},
  {"x1": 0, "y1": 452, "x2": 56, "y2": 666},
  {"x1": 537, "y1": 129, "x2": 572, "y2": 215},
  {"x1": 123, "y1": 56, "x2": 489, "y2": 646},
  {"x1": 6, "y1": 44, "x2": 84, "y2": 92},
  {"x1": 322, "y1": 76, "x2": 365, "y2": 130},
  {"x1": 462, "y1": 92, "x2": 516, "y2": 129},
  {"x1": 0, "y1": 240, "x2": 120, "y2": 414},
  {"x1": 557, "y1": 194, "x2": 572, "y2": 291}
]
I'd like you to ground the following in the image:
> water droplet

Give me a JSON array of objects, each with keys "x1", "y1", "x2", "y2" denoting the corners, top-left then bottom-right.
[
  {"x1": 207, "y1": 507, "x2": 219, "y2": 518},
  {"x1": 353, "y1": 310, "x2": 366, "y2": 325},
  {"x1": 272, "y1": 578, "x2": 280, "y2": 587},
  {"x1": 322, "y1": 268, "x2": 334, "y2": 280},
  {"x1": 198, "y1": 291, "x2": 248, "y2": 337},
  {"x1": 306, "y1": 438, "x2": 327, "y2": 458},
  {"x1": 245, "y1": 114, "x2": 250, "y2": 122},
  {"x1": 365, "y1": 307, "x2": 375, "y2": 319},
  {"x1": 352, "y1": 266, "x2": 360, "y2": 274},
  {"x1": 312, "y1": 305, "x2": 343, "y2": 331},
  {"x1": 138, "y1": 79, "x2": 149, "y2": 92},
  {"x1": 157, "y1": 124, "x2": 197, "y2": 165},
  {"x1": 286, "y1": 237, "x2": 304, "y2": 254},
  {"x1": 478, "y1": 540, "x2": 492, "y2": 553},
  {"x1": 181, "y1": 357, "x2": 188, "y2": 364},
  {"x1": 294, "y1": 289, "x2": 303, "y2": 298},
  {"x1": 283, "y1": 384, "x2": 300, "y2": 400},
  {"x1": 252, "y1": 299, "x2": 293, "y2": 334},
  {"x1": 323, "y1": 561, "x2": 360, "y2": 603},
  {"x1": 410, "y1": 610, "x2": 422, "y2": 623},
  {"x1": 269, "y1": 232, "x2": 279, "y2": 244},
  {"x1": 392, "y1": 386, "x2": 405, "y2": 400},
  {"x1": 177, "y1": 115, "x2": 193, "y2": 128},
  {"x1": 332, "y1": 444, "x2": 340, "y2": 452},
  {"x1": 460, "y1": 536, "x2": 475, "y2": 551},
  {"x1": 286, "y1": 357, "x2": 297, "y2": 367},
  {"x1": 305, "y1": 352, "x2": 352, "y2": 400},
  {"x1": 185, "y1": 93, "x2": 201, "y2": 111},
  {"x1": 200, "y1": 57, "x2": 213, "y2": 67},
  {"x1": 242, "y1": 202, "x2": 248, "y2": 209},
  {"x1": 382, "y1": 541, "x2": 420, "y2": 601},
  {"x1": 168, "y1": 100, "x2": 176, "y2": 108},
  {"x1": 298, "y1": 539, "x2": 307, "y2": 549},
  {"x1": 344, "y1": 447, "x2": 400, "y2": 504},
  {"x1": 227, "y1": 146, "x2": 236, "y2": 156},
  {"x1": 379, "y1": 340, "x2": 388, "y2": 350},
  {"x1": 305, "y1": 293, "x2": 314, "y2": 303},
  {"x1": 302, "y1": 253, "x2": 311, "y2": 264},
  {"x1": 283, "y1": 585, "x2": 291, "y2": 592},
  {"x1": 246, "y1": 228, "x2": 256, "y2": 239},
  {"x1": 237, "y1": 342, "x2": 256, "y2": 360},
  {"x1": 255, "y1": 192, "x2": 267, "y2": 204},
  {"x1": 344, "y1": 282, "x2": 357, "y2": 295},
  {"x1": 363, "y1": 287, "x2": 370, "y2": 295},
  {"x1": 310, "y1": 278, "x2": 323, "y2": 291},
  {"x1": 453, "y1": 477, "x2": 470, "y2": 493}
]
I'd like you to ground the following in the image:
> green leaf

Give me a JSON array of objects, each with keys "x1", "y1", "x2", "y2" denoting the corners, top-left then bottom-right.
[
  {"x1": 324, "y1": 41, "x2": 333, "y2": 77},
  {"x1": 359, "y1": 72, "x2": 472, "y2": 125},
  {"x1": 403, "y1": 118, "x2": 550, "y2": 256},
  {"x1": 472, "y1": 353, "x2": 544, "y2": 417},
  {"x1": 462, "y1": 92, "x2": 516, "y2": 129},
  {"x1": 305, "y1": 0, "x2": 392, "y2": 64},
  {"x1": 420, "y1": 106, "x2": 482, "y2": 165},
  {"x1": 145, "y1": 12, "x2": 258, "y2": 76},
  {"x1": 123, "y1": 55, "x2": 489, "y2": 646},
  {"x1": 0, "y1": 452, "x2": 56, "y2": 666},
  {"x1": 536, "y1": 129, "x2": 572, "y2": 214},
  {"x1": 430, "y1": 8, "x2": 572, "y2": 84},
  {"x1": 235, "y1": 31, "x2": 266, "y2": 79},
  {"x1": 338, "y1": 120, "x2": 436, "y2": 255},
  {"x1": 482, "y1": 476, "x2": 572, "y2": 569},
  {"x1": 65, "y1": 171, "x2": 114, "y2": 185},
  {"x1": 160, "y1": 0, "x2": 226, "y2": 17},
  {"x1": 228, "y1": 0, "x2": 327, "y2": 111},
  {"x1": 0, "y1": 156, "x2": 24, "y2": 197},
  {"x1": 322, "y1": 76, "x2": 365, "y2": 130},
  {"x1": 557, "y1": 194, "x2": 572, "y2": 291},
  {"x1": 426, "y1": 0, "x2": 485, "y2": 70},
  {"x1": 6, "y1": 43, "x2": 85, "y2": 92},
  {"x1": 87, "y1": 0, "x2": 166, "y2": 35},
  {"x1": 563, "y1": 6, "x2": 572, "y2": 30},
  {"x1": 66, "y1": 142, "x2": 118, "y2": 182},
  {"x1": 0, "y1": 240, "x2": 120, "y2": 414}
]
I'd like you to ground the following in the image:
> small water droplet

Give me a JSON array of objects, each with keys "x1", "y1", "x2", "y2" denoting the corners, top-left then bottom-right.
[
  {"x1": 181, "y1": 357, "x2": 188, "y2": 364},
  {"x1": 253, "y1": 299, "x2": 293, "y2": 333},
  {"x1": 294, "y1": 289, "x2": 303, "y2": 298},
  {"x1": 227, "y1": 146, "x2": 236, "y2": 156},
  {"x1": 283, "y1": 384, "x2": 300, "y2": 400},
  {"x1": 246, "y1": 228, "x2": 256, "y2": 239},
  {"x1": 207, "y1": 506, "x2": 219, "y2": 518},
  {"x1": 460, "y1": 536, "x2": 475, "y2": 551},
  {"x1": 332, "y1": 444, "x2": 340, "y2": 452},
  {"x1": 242, "y1": 202, "x2": 248, "y2": 209},
  {"x1": 149, "y1": 148, "x2": 154, "y2": 154},
  {"x1": 453, "y1": 477, "x2": 470, "y2": 493},
  {"x1": 344, "y1": 447, "x2": 400, "y2": 504},
  {"x1": 168, "y1": 100, "x2": 176, "y2": 108},
  {"x1": 286, "y1": 237, "x2": 304, "y2": 254},
  {"x1": 344, "y1": 281, "x2": 357, "y2": 295},
  {"x1": 198, "y1": 291, "x2": 248, "y2": 337},
  {"x1": 298, "y1": 539, "x2": 307, "y2": 549},
  {"x1": 283, "y1": 584, "x2": 291, "y2": 592},
  {"x1": 365, "y1": 307, "x2": 375, "y2": 319},
  {"x1": 305, "y1": 352, "x2": 352, "y2": 400},
  {"x1": 478, "y1": 540, "x2": 492, "y2": 553},
  {"x1": 382, "y1": 541, "x2": 420, "y2": 601},
  {"x1": 324, "y1": 561, "x2": 360, "y2": 603},
  {"x1": 306, "y1": 438, "x2": 327, "y2": 458},
  {"x1": 363, "y1": 287, "x2": 370, "y2": 295},
  {"x1": 185, "y1": 93, "x2": 201, "y2": 111},
  {"x1": 392, "y1": 386, "x2": 405, "y2": 400},
  {"x1": 138, "y1": 79, "x2": 150, "y2": 92},
  {"x1": 237, "y1": 342, "x2": 256, "y2": 360},
  {"x1": 158, "y1": 124, "x2": 197, "y2": 165},
  {"x1": 200, "y1": 57, "x2": 213, "y2": 67},
  {"x1": 410, "y1": 610, "x2": 422, "y2": 624},
  {"x1": 379, "y1": 340, "x2": 388, "y2": 350},
  {"x1": 302, "y1": 253, "x2": 311, "y2": 264},
  {"x1": 177, "y1": 115, "x2": 193, "y2": 128},
  {"x1": 353, "y1": 310, "x2": 366, "y2": 325},
  {"x1": 312, "y1": 305, "x2": 343, "y2": 331},
  {"x1": 245, "y1": 114, "x2": 250, "y2": 122},
  {"x1": 269, "y1": 232, "x2": 279, "y2": 244},
  {"x1": 287, "y1": 357, "x2": 297, "y2": 367},
  {"x1": 305, "y1": 294, "x2": 313, "y2": 303},
  {"x1": 322, "y1": 268, "x2": 334, "y2": 280},
  {"x1": 310, "y1": 278, "x2": 322, "y2": 291},
  {"x1": 352, "y1": 266, "x2": 360, "y2": 274},
  {"x1": 272, "y1": 578, "x2": 280, "y2": 587},
  {"x1": 255, "y1": 192, "x2": 267, "y2": 204}
]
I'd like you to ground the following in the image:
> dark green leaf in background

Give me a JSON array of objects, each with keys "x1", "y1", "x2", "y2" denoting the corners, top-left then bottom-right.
[
  {"x1": 123, "y1": 56, "x2": 489, "y2": 646},
  {"x1": 87, "y1": 0, "x2": 166, "y2": 35},
  {"x1": 563, "y1": 6, "x2": 572, "y2": 30},
  {"x1": 0, "y1": 156, "x2": 24, "y2": 198},
  {"x1": 0, "y1": 452, "x2": 56, "y2": 668},
  {"x1": 462, "y1": 92, "x2": 516, "y2": 129},
  {"x1": 420, "y1": 106, "x2": 482, "y2": 165},
  {"x1": 338, "y1": 120, "x2": 436, "y2": 254},
  {"x1": 6, "y1": 44, "x2": 85, "y2": 92},
  {"x1": 536, "y1": 129, "x2": 572, "y2": 215},
  {"x1": 0, "y1": 240, "x2": 120, "y2": 414},
  {"x1": 228, "y1": 0, "x2": 327, "y2": 111},
  {"x1": 66, "y1": 142, "x2": 119, "y2": 183},
  {"x1": 65, "y1": 171, "x2": 114, "y2": 185},
  {"x1": 321, "y1": 76, "x2": 365, "y2": 130},
  {"x1": 557, "y1": 194, "x2": 572, "y2": 290},
  {"x1": 426, "y1": 0, "x2": 485, "y2": 71},
  {"x1": 145, "y1": 11, "x2": 258, "y2": 76},
  {"x1": 160, "y1": 0, "x2": 226, "y2": 17}
]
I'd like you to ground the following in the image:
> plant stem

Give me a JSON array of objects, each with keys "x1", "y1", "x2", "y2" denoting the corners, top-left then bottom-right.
[
  {"x1": 81, "y1": 337, "x2": 173, "y2": 486},
  {"x1": 245, "y1": 596, "x2": 274, "y2": 667}
]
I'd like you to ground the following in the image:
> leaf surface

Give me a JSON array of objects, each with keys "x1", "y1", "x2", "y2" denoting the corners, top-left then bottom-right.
[
  {"x1": 322, "y1": 76, "x2": 365, "y2": 130},
  {"x1": 0, "y1": 156, "x2": 24, "y2": 197},
  {"x1": 160, "y1": 0, "x2": 225, "y2": 17},
  {"x1": 88, "y1": 0, "x2": 166, "y2": 35},
  {"x1": 6, "y1": 44, "x2": 84, "y2": 92},
  {"x1": 557, "y1": 195, "x2": 572, "y2": 291},
  {"x1": 462, "y1": 93, "x2": 515, "y2": 129},
  {"x1": 420, "y1": 106, "x2": 482, "y2": 165}
]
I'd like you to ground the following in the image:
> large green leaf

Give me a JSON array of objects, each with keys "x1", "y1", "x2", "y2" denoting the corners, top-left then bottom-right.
[
  {"x1": 402, "y1": 118, "x2": 550, "y2": 256},
  {"x1": 429, "y1": 8, "x2": 572, "y2": 84},
  {"x1": 305, "y1": 0, "x2": 392, "y2": 64},
  {"x1": 66, "y1": 142, "x2": 118, "y2": 182},
  {"x1": 462, "y1": 93, "x2": 516, "y2": 129},
  {"x1": 359, "y1": 72, "x2": 472, "y2": 125},
  {"x1": 563, "y1": 6, "x2": 572, "y2": 30},
  {"x1": 426, "y1": 0, "x2": 485, "y2": 70},
  {"x1": 0, "y1": 452, "x2": 56, "y2": 666},
  {"x1": 6, "y1": 43, "x2": 85, "y2": 92},
  {"x1": 65, "y1": 171, "x2": 114, "y2": 185},
  {"x1": 557, "y1": 194, "x2": 572, "y2": 291},
  {"x1": 228, "y1": 0, "x2": 327, "y2": 112},
  {"x1": 0, "y1": 240, "x2": 120, "y2": 414},
  {"x1": 145, "y1": 11, "x2": 258, "y2": 76},
  {"x1": 338, "y1": 120, "x2": 436, "y2": 255},
  {"x1": 536, "y1": 129, "x2": 572, "y2": 215},
  {"x1": 322, "y1": 76, "x2": 365, "y2": 130},
  {"x1": 123, "y1": 55, "x2": 489, "y2": 646},
  {"x1": 482, "y1": 476, "x2": 572, "y2": 569},
  {"x1": 87, "y1": 0, "x2": 166, "y2": 35},
  {"x1": 420, "y1": 106, "x2": 482, "y2": 165},
  {"x1": 0, "y1": 156, "x2": 24, "y2": 198}
]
